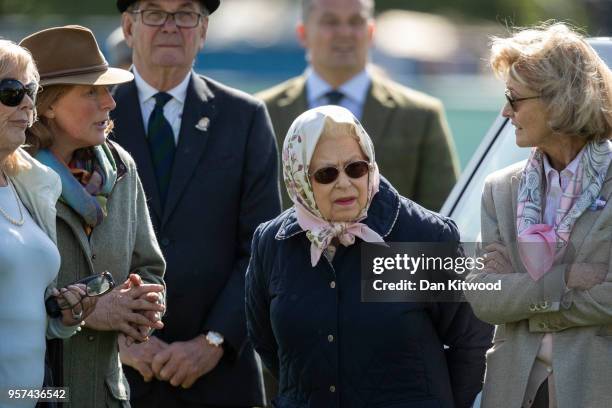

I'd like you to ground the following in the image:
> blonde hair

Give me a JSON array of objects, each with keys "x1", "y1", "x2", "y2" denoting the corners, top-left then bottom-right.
[
  {"x1": 0, "y1": 39, "x2": 39, "y2": 175},
  {"x1": 25, "y1": 84, "x2": 114, "y2": 155},
  {"x1": 490, "y1": 22, "x2": 612, "y2": 142}
]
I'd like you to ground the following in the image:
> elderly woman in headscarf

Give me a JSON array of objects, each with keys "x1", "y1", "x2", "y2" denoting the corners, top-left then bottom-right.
[
  {"x1": 464, "y1": 23, "x2": 612, "y2": 408},
  {"x1": 246, "y1": 105, "x2": 491, "y2": 408}
]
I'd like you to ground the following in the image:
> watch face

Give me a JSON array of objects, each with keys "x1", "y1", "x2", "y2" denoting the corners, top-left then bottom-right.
[{"x1": 206, "y1": 331, "x2": 224, "y2": 347}]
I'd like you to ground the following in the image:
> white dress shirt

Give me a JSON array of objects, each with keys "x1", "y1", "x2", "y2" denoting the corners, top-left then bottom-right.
[
  {"x1": 305, "y1": 67, "x2": 371, "y2": 120},
  {"x1": 133, "y1": 66, "x2": 191, "y2": 146}
]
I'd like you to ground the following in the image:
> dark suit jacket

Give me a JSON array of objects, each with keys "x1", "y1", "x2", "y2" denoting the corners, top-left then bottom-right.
[
  {"x1": 256, "y1": 72, "x2": 460, "y2": 212},
  {"x1": 111, "y1": 73, "x2": 281, "y2": 406}
]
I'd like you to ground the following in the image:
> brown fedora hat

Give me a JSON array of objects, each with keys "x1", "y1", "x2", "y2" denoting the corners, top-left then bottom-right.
[
  {"x1": 19, "y1": 25, "x2": 134, "y2": 87},
  {"x1": 116, "y1": 0, "x2": 220, "y2": 14}
]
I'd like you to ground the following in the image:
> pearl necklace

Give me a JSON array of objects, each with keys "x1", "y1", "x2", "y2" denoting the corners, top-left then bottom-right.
[{"x1": 0, "y1": 173, "x2": 25, "y2": 227}]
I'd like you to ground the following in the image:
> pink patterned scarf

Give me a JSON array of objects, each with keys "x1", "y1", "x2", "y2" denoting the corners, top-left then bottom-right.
[{"x1": 516, "y1": 141, "x2": 612, "y2": 280}]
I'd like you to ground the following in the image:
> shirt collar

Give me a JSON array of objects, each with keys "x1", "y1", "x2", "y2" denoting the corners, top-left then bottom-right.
[
  {"x1": 133, "y1": 66, "x2": 191, "y2": 105},
  {"x1": 305, "y1": 67, "x2": 371, "y2": 105},
  {"x1": 543, "y1": 146, "x2": 585, "y2": 178}
]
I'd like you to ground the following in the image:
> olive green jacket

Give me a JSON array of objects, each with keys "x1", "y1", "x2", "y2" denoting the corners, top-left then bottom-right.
[
  {"x1": 54, "y1": 141, "x2": 165, "y2": 407},
  {"x1": 255, "y1": 71, "x2": 460, "y2": 211}
]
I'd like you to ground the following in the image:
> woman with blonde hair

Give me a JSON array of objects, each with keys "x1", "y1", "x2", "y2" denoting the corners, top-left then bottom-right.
[
  {"x1": 465, "y1": 22, "x2": 612, "y2": 408},
  {"x1": 20, "y1": 25, "x2": 166, "y2": 407},
  {"x1": 0, "y1": 39, "x2": 96, "y2": 406}
]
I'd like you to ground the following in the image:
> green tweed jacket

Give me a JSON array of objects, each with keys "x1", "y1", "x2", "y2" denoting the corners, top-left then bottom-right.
[
  {"x1": 54, "y1": 141, "x2": 165, "y2": 408},
  {"x1": 256, "y1": 72, "x2": 460, "y2": 211}
]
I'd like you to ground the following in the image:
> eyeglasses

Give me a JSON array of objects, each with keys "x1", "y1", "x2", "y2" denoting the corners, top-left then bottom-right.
[
  {"x1": 0, "y1": 79, "x2": 38, "y2": 107},
  {"x1": 131, "y1": 9, "x2": 203, "y2": 28},
  {"x1": 310, "y1": 160, "x2": 371, "y2": 184},
  {"x1": 45, "y1": 271, "x2": 116, "y2": 318},
  {"x1": 504, "y1": 89, "x2": 540, "y2": 112}
]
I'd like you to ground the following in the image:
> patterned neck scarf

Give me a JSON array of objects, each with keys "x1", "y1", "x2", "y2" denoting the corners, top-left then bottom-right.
[
  {"x1": 282, "y1": 105, "x2": 385, "y2": 267},
  {"x1": 516, "y1": 140, "x2": 612, "y2": 280},
  {"x1": 36, "y1": 142, "x2": 117, "y2": 235}
]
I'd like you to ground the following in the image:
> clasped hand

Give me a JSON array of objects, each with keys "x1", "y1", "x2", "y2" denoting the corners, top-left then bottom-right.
[
  {"x1": 84, "y1": 273, "x2": 165, "y2": 342},
  {"x1": 50, "y1": 284, "x2": 97, "y2": 326},
  {"x1": 119, "y1": 332, "x2": 224, "y2": 389}
]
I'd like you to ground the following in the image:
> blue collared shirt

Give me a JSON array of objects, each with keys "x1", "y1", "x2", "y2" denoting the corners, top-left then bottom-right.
[{"x1": 305, "y1": 67, "x2": 371, "y2": 120}]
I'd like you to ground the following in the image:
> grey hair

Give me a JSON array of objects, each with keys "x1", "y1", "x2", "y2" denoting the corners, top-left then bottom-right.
[
  {"x1": 490, "y1": 22, "x2": 612, "y2": 142},
  {"x1": 301, "y1": 0, "x2": 374, "y2": 21}
]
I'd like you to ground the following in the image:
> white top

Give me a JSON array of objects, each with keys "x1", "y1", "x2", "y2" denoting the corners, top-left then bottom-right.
[
  {"x1": 305, "y1": 67, "x2": 372, "y2": 120},
  {"x1": 0, "y1": 182, "x2": 60, "y2": 407},
  {"x1": 133, "y1": 66, "x2": 192, "y2": 146}
]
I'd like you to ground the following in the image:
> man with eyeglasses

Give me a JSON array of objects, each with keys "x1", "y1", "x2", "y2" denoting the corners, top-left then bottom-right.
[
  {"x1": 111, "y1": 1, "x2": 280, "y2": 407},
  {"x1": 257, "y1": 0, "x2": 460, "y2": 212}
]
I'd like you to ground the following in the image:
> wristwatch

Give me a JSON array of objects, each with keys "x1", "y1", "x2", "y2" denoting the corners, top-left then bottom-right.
[{"x1": 205, "y1": 331, "x2": 224, "y2": 348}]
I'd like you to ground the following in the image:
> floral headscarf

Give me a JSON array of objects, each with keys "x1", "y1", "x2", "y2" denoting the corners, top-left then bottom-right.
[{"x1": 282, "y1": 105, "x2": 385, "y2": 267}]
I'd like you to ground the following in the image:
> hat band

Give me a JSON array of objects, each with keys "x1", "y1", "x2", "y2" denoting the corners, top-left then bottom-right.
[{"x1": 40, "y1": 63, "x2": 109, "y2": 80}]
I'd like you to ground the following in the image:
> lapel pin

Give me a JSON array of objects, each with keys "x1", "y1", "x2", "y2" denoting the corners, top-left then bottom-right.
[
  {"x1": 589, "y1": 196, "x2": 607, "y2": 211},
  {"x1": 195, "y1": 117, "x2": 210, "y2": 132}
]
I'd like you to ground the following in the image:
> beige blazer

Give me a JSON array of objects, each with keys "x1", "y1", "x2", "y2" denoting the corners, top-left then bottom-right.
[
  {"x1": 255, "y1": 72, "x2": 460, "y2": 211},
  {"x1": 465, "y1": 160, "x2": 612, "y2": 408}
]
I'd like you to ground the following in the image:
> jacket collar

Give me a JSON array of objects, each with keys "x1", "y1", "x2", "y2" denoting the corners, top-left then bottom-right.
[
  {"x1": 11, "y1": 148, "x2": 62, "y2": 243},
  {"x1": 106, "y1": 140, "x2": 128, "y2": 181},
  {"x1": 275, "y1": 176, "x2": 400, "y2": 240}
]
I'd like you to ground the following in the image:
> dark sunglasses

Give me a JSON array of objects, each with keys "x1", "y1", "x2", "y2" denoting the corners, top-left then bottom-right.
[
  {"x1": 45, "y1": 271, "x2": 116, "y2": 318},
  {"x1": 311, "y1": 160, "x2": 371, "y2": 184},
  {"x1": 0, "y1": 78, "x2": 38, "y2": 107},
  {"x1": 504, "y1": 89, "x2": 540, "y2": 112}
]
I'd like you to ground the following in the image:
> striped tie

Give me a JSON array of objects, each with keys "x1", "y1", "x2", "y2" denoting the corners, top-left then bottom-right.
[{"x1": 147, "y1": 92, "x2": 175, "y2": 206}]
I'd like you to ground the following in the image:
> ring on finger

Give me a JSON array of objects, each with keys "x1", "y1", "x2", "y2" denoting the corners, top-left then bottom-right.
[{"x1": 72, "y1": 309, "x2": 83, "y2": 321}]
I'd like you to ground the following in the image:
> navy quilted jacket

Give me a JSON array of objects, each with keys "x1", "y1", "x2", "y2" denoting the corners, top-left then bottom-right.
[{"x1": 246, "y1": 178, "x2": 492, "y2": 408}]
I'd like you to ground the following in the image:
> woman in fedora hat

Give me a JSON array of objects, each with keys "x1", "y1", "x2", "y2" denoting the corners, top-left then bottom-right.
[
  {"x1": 20, "y1": 25, "x2": 166, "y2": 407},
  {"x1": 0, "y1": 38, "x2": 100, "y2": 408}
]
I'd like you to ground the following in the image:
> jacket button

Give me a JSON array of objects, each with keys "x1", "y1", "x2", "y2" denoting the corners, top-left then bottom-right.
[
  {"x1": 330, "y1": 281, "x2": 336, "y2": 289},
  {"x1": 160, "y1": 238, "x2": 170, "y2": 247},
  {"x1": 91, "y1": 254, "x2": 96, "y2": 260},
  {"x1": 327, "y1": 334, "x2": 334, "y2": 342},
  {"x1": 88, "y1": 335, "x2": 95, "y2": 341},
  {"x1": 329, "y1": 385, "x2": 336, "y2": 393}
]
